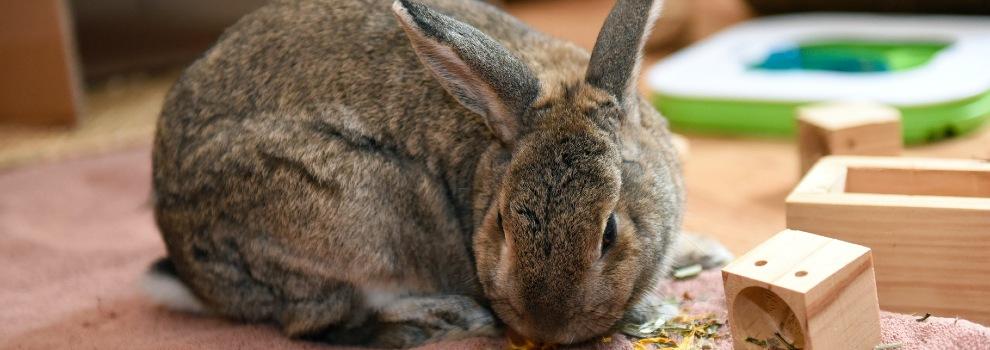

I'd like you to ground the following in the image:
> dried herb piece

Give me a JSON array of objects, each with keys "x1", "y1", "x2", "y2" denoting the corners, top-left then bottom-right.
[
  {"x1": 506, "y1": 330, "x2": 556, "y2": 350},
  {"x1": 746, "y1": 337, "x2": 769, "y2": 347},
  {"x1": 744, "y1": 334, "x2": 802, "y2": 350},
  {"x1": 673, "y1": 264, "x2": 703, "y2": 280},
  {"x1": 507, "y1": 338, "x2": 556, "y2": 350},
  {"x1": 673, "y1": 329, "x2": 696, "y2": 350},
  {"x1": 916, "y1": 313, "x2": 932, "y2": 322},
  {"x1": 632, "y1": 336, "x2": 678, "y2": 350},
  {"x1": 874, "y1": 343, "x2": 903, "y2": 350},
  {"x1": 774, "y1": 332, "x2": 800, "y2": 350}
]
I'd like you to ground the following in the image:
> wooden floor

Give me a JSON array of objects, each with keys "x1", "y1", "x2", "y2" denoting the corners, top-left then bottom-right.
[{"x1": 0, "y1": 0, "x2": 987, "y2": 255}]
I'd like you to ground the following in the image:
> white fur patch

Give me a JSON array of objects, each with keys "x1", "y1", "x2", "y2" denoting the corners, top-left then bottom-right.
[
  {"x1": 362, "y1": 285, "x2": 406, "y2": 310},
  {"x1": 141, "y1": 269, "x2": 207, "y2": 314}
]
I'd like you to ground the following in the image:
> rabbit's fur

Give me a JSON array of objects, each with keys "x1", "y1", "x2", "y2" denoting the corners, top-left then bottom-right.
[{"x1": 150, "y1": 0, "x2": 727, "y2": 347}]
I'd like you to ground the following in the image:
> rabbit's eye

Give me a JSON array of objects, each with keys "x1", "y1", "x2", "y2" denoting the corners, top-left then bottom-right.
[{"x1": 602, "y1": 213, "x2": 617, "y2": 254}]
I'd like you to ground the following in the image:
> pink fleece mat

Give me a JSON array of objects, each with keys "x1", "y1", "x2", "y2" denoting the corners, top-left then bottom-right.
[{"x1": 2, "y1": 147, "x2": 988, "y2": 349}]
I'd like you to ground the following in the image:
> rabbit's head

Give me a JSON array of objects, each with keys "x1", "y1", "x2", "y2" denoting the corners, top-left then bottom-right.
[{"x1": 393, "y1": 0, "x2": 677, "y2": 344}]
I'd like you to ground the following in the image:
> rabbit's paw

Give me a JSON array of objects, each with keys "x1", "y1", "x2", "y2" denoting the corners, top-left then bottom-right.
[
  {"x1": 370, "y1": 295, "x2": 499, "y2": 347},
  {"x1": 622, "y1": 293, "x2": 678, "y2": 325},
  {"x1": 670, "y1": 232, "x2": 734, "y2": 272}
]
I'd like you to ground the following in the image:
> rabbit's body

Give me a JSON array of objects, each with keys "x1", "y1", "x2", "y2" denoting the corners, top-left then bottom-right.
[
  {"x1": 152, "y1": 0, "x2": 717, "y2": 347},
  {"x1": 154, "y1": 0, "x2": 519, "y2": 340}
]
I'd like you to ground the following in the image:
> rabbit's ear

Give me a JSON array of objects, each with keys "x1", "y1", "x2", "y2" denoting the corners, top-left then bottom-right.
[
  {"x1": 392, "y1": 0, "x2": 539, "y2": 145},
  {"x1": 585, "y1": 0, "x2": 662, "y2": 111}
]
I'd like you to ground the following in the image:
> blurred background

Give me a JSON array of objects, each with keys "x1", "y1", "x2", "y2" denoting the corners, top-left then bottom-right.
[
  {"x1": 3, "y1": 1, "x2": 990, "y2": 347},
  {"x1": 2, "y1": 0, "x2": 989, "y2": 253}
]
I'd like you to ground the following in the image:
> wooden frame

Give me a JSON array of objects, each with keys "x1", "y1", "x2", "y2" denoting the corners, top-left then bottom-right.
[
  {"x1": 722, "y1": 229, "x2": 882, "y2": 350},
  {"x1": 0, "y1": 0, "x2": 82, "y2": 126},
  {"x1": 797, "y1": 102, "x2": 902, "y2": 174},
  {"x1": 787, "y1": 156, "x2": 990, "y2": 324}
]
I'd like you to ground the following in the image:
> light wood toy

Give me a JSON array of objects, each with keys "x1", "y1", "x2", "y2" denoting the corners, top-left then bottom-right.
[
  {"x1": 722, "y1": 229, "x2": 881, "y2": 350},
  {"x1": 797, "y1": 102, "x2": 902, "y2": 174},
  {"x1": 0, "y1": 0, "x2": 82, "y2": 126},
  {"x1": 787, "y1": 156, "x2": 990, "y2": 324}
]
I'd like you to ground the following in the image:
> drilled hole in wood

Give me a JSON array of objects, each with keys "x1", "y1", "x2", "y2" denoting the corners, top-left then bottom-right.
[
  {"x1": 755, "y1": 260, "x2": 767, "y2": 267},
  {"x1": 795, "y1": 271, "x2": 808, "y2": 277}
]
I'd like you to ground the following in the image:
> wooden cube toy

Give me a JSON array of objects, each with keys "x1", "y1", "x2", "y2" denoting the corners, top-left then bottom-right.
[
  {"x1": 722, "y1": 229, "x2": 881, "y2": 350},
  {"x1": 787, "y1": 156, "x2": 990, "y2": 324},
  {"x1": 797, "y1": 102, "x2": 902, "y2": 174}
]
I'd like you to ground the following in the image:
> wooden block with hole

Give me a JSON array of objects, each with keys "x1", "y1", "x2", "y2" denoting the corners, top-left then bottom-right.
[
  {"x1": 787, "y1": 156, "x2": 990, "y2": 325},
  {"x1": 722, "y1": 229, "x2": 881, "y2": 350},
  {"x1": 797, "y1": 102, "x2": 902, "y2": 174}
]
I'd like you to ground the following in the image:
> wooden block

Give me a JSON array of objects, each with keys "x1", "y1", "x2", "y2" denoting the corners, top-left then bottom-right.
[
  {"x1": 0, "y1": 0, "x2": 82, "y2": 126},
  {"x1": 787, "y1": 156, "x2": 990, "y2": 325},
  {"x1": 797, "y1": 102, "x2": 902, "y2": 174},
  {"x1": 722, "y1": 229, "x2": 882, "y2": 350}
]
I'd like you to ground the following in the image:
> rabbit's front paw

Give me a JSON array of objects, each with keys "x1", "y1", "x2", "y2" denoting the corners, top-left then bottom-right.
[
  {"x1": 370, "y1": 295, "x2": 499, "y2": 347},
  {"x1": 670, "y1": 232, "x2": 734, "y2": 272}
]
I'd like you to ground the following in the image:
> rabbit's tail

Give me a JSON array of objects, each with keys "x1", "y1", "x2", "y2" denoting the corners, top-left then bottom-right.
[{"x1": 140, "y1": 257, "x2": 207, "y2": 314}]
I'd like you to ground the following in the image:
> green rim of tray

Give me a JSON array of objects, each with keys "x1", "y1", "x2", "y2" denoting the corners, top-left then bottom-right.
[{"x1": 651, "y1": 89, "x2": 990, "y2": 144}]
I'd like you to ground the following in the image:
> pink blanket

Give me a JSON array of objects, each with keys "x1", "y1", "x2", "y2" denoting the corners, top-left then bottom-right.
[{"x1": 2, "y1": 147, "x2": 987, "y2": 349}]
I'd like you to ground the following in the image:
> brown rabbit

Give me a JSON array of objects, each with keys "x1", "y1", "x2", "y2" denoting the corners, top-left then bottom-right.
[{"x1": 146, "y1": 0, "x2": 731, "y2": 347}]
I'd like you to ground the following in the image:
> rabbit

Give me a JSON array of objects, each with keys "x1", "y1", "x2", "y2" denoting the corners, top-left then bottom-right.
[{"x1": 146, "y1": 0, "x2": 732, "y2": 347}]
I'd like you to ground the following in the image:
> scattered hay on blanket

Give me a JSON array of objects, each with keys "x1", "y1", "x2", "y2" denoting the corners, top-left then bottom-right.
[
  {"x1": 506, "y1": 296, "x2": 724, "y2": 350},
  {"x1": 627, "y1": 313, "x2": 723, "y2": 350},
  {"x1": 621, "y1": 297, "x2": 724, "y2": 350}
]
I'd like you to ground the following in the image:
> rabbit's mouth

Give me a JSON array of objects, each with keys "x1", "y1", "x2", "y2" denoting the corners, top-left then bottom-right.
[
  {"x1": 487, "y1": 296, "x2": 525, "y2": 329},
  {"x1": 489, "y1": 296, "x2": 620, "y2": 345},
  {"x1": 488, "y1": 298, "x2": 550, "y2": 343}
]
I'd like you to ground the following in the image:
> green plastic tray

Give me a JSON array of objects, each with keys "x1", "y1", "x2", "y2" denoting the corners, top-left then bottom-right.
[{"x1": 652, "y1": 90, "x2": 990, "y2": 144}]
